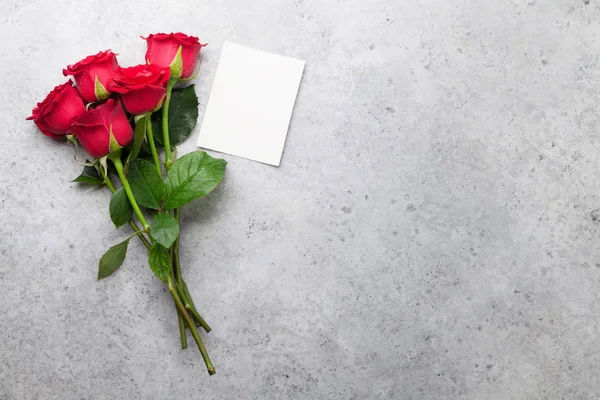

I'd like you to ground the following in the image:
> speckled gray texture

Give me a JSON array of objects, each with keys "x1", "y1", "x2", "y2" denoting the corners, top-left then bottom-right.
[{"x1": 2, "y1": 0, "x2": 600, "y2": 398}]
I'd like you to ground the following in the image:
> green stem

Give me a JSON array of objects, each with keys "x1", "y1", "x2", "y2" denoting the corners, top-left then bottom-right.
[
  {"x1": 144, "y1": 114, "x2": 162, "y2": 176},
  {"x1": 172, "y1": 218, "x2": 207, "y2": 331},
  {"x1": 162, "y1": 82, "x2": 202, "y2": 335},
  {"x1": 110, "y1": 154, "x2": 150, "y2": 232},
  {"x1": 177, "y1": 310, "x2": 187, "y2": 349},
  {"x1": 170, "y1": 246, "x2": 187, "y2": 349},
  {"x1": 173, "y1": 209, "x2": 183, "y2": 284},
  {"x1": 181, "y1": 281, "x2": 198, "y2": 313},
  {"x1": 185, "y1": 302, "x2": 211, "y2": 333},
  {"x1": 103, "y1": 171, "x2": 116, "y2": 192},
  {"x1": 172, "y1": 207, "x2": 211, "y2": 332},
  {"x1": 161, "y1": 87, "x2": 213, "y2": 338},
  {"x1": 179, "y1": 280, "x2": 211, "y2": 332},
  {"x1": 132, "y1": 225, "x2": 151, "y2": 250},
  {"x1": 101, "y1": 164, "x2": 151, "y2": 249},
  {"x1": 162, "y1": 79, "x2": 176, "y2": 170},
  {"x1": 171, "y1": 209, "x2": 196, "y2": 330},
  {"x1": 167, "y1": 275, "x2": 215, "y2": 375}
]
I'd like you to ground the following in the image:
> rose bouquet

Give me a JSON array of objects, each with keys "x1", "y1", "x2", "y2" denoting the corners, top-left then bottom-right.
[{"x1": 27, "y1": 33, "x2": 224, "y2": 375}]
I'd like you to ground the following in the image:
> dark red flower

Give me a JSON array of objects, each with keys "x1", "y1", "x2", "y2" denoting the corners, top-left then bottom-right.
[
  {"x1": 70, "y1": 99, "x2": 133, "y2": 158},
  {"x1": 63, "y1": 50, "x2": 119, "y2": 103},
  {"x1": 27, "y1": 81, "x2": 86, "y2": 138},
  {"x1": 110, "y1": 64, "x2": 170, "y2": 115},
  {"x1": 143, "y1": 32, "x2": 206, "y2": 78}
]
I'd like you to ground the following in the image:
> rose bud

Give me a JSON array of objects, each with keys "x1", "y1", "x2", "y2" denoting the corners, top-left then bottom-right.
[
  {"x1": 63, "y1": 50, "x2": 119, "y2": 103},
  {"x1": 143, "y1": 32, "x2": 206, "y2": 79},
  {"x1": 109, "y1": 64, "x2": 170, "y2": 115},
  {"x1": 70, "y1": 99, "x2": 133, "y2": 158},
  {"x1": 27, "y1": 81, "x2": 86, "y2": 138}
]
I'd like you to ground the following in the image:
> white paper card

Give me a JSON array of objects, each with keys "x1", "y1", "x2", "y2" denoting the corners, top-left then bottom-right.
[{"x1": 197, "y1": 42, "x2": 305, "y2": 166}]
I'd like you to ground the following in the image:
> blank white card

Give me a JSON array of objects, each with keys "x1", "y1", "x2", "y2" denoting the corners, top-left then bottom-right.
[{"x1": 197, "y1": 42, "x2": 305, "y2": 166}]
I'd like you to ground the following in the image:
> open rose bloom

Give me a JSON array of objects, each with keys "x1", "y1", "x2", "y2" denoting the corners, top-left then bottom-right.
[
  {"x1": 27, "y1": 33, "x2": 225, "y2": 376},
  {"x1": 27, "y1": 81, "x2": 85, "y2": 138},
  {"x1": 110, "y1": 64, "x2": 171, "y2": 114}
]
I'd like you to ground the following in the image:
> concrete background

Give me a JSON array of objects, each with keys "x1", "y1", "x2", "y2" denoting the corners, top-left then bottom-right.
[{"x1": 1, "y1": 0, "x2": 600, "y2": 398}]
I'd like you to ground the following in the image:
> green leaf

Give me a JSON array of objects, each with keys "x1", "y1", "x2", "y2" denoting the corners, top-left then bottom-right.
[
  {"x1": 109, "y1": 187, "x2": 133, "y2": 228},
  {"x1": 152, "y1": 85, "x2": 199, "y2": 147},
  {"x1": 127, "y1": 159, "x2": 164, "y2": 210},
  {"x1": 150, "y1": 213, "x2": 180, "y2": 248},
  {"x1": 163, "y1": 151, "x2": 227, "y2": 209},
  {"x1": 124, "y1": 114, "x2": 148, "y2": 174},
  {"x1": 98, "y1": 238, "x2": 131, "y2": 279},
  {"x1": 72, "y1": 165, "x2": 103, "y2": 185},
  {"x1": 148, "y1": 242, "x2": 171, "y2": 282}
]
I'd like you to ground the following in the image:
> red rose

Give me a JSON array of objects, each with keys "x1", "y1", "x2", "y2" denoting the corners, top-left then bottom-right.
[
  {"x1": 71, "y1": 99, "x2": 133, "y2": 158},
  {"x1": 27, "y1": 81, "x2": 86, "y2": 138},
  {"x1": 143, "y1": 32, "x2": 207, "y2": 78},
  {"x1": 63, "y1": 50, "x2": 119, "y2": 103},
  {"x1": 110, "y1": 64, "x2": 170, "y2": 115}
]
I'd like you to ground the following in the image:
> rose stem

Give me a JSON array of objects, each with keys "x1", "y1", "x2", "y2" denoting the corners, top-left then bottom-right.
[
  {"x1": 181, "y1": 280, "x2": 211, "y2": 332},
  {"x1": 144, "y1": 114, "x2": 162, "y2": 176},
  {"x1": 110, "y1": 153, "x2": 151, "y2": 232},
  {"x1": 185, "y1": 300, "x2": 211, "y2": 332},
  {"x1": 171, "y1": 208, "x2": 191, "y2": 343},
  {"x1": 171, "y1": 209, "x2": 197, "y2": 322},
  {"x1": 162, "y1": 79, "x2": 176, "y2": 170},
  {"x1": 162, "y1": 79, "x2": 212, "y2": 337},
  {"x1": 160, "y1": 86, "x2": 204, "y2": 329},
  {"x1": 100, "y1": 164, "x2": 151, "y2": 249},
  {"x1": 174, "y1": 277, "x2": 211, "y2": 331},
  {"x1": 156, "y1": 99, "x2": 189, "y2": 347},
  {"x1": 167, "y1": 274, "x2": 215, "y2": 375},
  {"x1": 169, "y1": 246, "x2": 188, "y2": 349},
  {"x1": 176, "y1": 278, "x2": 211, "y2": 332}
]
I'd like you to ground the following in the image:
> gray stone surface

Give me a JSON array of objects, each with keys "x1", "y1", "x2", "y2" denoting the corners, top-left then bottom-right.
[{"x1": 2, "y1": 0, "x2": 600, "y2": 398}]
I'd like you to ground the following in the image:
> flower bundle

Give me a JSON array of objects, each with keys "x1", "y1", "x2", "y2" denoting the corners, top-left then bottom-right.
[{"x1": 28, "y1": 33, "x2": 224, "y2": 375}]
